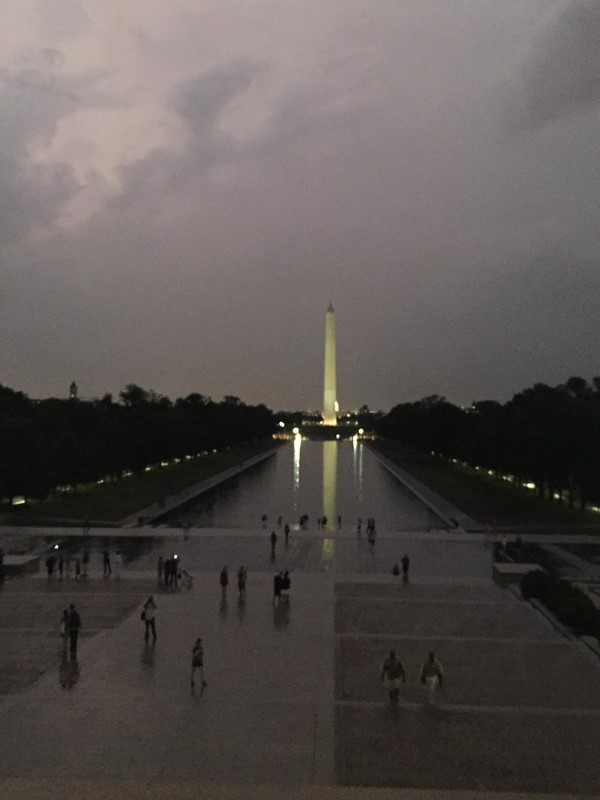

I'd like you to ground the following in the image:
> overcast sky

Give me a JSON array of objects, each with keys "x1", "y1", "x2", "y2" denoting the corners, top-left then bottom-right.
[{"x1": 1, "y1": 1, "x2": 599, "y2": 411}]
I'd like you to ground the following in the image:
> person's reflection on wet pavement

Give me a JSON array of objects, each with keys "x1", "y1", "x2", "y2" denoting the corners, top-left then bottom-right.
[
  {"x1": 59, "y1": 652, "x2": 80, "y2": 690},
  {"x1": 141, "y1": 641, "x2": 156, "y2": 670},
  {"x1": 219, "y1": 593, "x2": 228, "y2": 618},
  {"x1": 272, "y1": 602, "x2": 290, "y2": 629}
]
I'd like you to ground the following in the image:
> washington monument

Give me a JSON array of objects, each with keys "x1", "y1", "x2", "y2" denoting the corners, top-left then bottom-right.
[{"x1": 323, "y1": 303, "x2": 338, "y2": 425}]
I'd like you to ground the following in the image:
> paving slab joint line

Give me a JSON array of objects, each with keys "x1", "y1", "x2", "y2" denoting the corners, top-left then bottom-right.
[{"x1": 335, "y1": 699, "x2": 600, "y2": 716}]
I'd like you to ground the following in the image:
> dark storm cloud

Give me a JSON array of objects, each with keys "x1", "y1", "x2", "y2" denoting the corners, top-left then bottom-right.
[
  {"x1": 1, "y1": 1, "x2": 599, "y2": 411},
  {"x1": 522, "y1": 0, "x2": 600, "y2": 127}
]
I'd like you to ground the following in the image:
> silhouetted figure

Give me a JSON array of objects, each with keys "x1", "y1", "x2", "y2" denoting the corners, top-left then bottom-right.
[
  {"x1": 237, "y1": 566, "x2": 247, "y2": 602},
  {"x1": 273, "y1": 572, "x2": 283, "y2": 606},
  {"x1": 392, "y1": 563, "x2": 400, "y2": 576},
  {"x1": 66, "y1": 604, "x2": 82, "y2": 656},
  {"x1": 270, "y1": 531, "x2": 277, "y2": 558},
  {"x1": 58, "y1": 554, "x2": 64, "y2": 580},
  {"x1": 357, "y1": 518, "x2": 362, "y2": 536},
  {"x1": 102, "y1": 549, "x2": 111, "y2": 576},
  {"x1": 401, "y1": 554, "x2": 410, "y2": 582},
  {"x1": 75, "y1": 558, "x2": 81, "y2": 580},
  {"x1": 261, "y1": 513, "x2": 268, "y2": 529},
  {"x1": 420, "y1": 651, "x2": 444, "y2": 704},
  {"x1": 220, "y1": 566, "x2": 229, "y2": 597},
  {"x1": 337, "y1": 515, "x2": 342, "y2": 529},
  {"x1": 284, "y1": 523, "x2": 290, "y2": 546},
  {"x1": 280, "y1": 570, "x2": 291, "y2": 604},
  {"x1": 82, "y1": 550, "x2": 90, "y2": 578},
  {"x1": 142, "y1": 596, "x2": 157, "y2": 641},
  {"x1": 46, "y1": 555, "x2": 56, "y2": 579},
  {"x1": 381, "y1": 650, "x2": 406, "y2": 704},
  {"x1": 190, "y1": 638, "x2": 207, "y2": 693}
]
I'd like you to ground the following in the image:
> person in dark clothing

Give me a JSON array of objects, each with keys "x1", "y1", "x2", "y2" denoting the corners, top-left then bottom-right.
[
  {"x1": 66, "y1": 604, "x2": 82, "y2": 656},
  {"x1": 284, "y1": 523, "x2": 290, "y2": 546},
  {"x1": 270, "y1": 531, "x2": 277, "y2": 559},
  {"x1": 220, "y1": 566, "x2": 229, "y2": 597},
  {"x1": 237, "y1": 566, "x2": 247, "y2": 602},
  {"x1": 401, "y1": 554, "x2": 410, "y2": 582},
  {"x1": 273, "y1": 572, "x2": 283, "y2": 606},
  {"x1": 280, "y1": 570, "x2": 291, "y2": 604},
  {"x1": 46, "y1": 555, "x2": 56, "y2": 579},
  {"x1": 102, "y1": 549, "x2": 111, "y2": 576},
  {"x1": 58, "y1": 554, "x2": 65, "y2": 580},
  {"x1": 163, "y1": 558, "x2": 171, "y2": 587},
  {"x1": 82, "y1": 550, "x2": 90, "y2": 578}
]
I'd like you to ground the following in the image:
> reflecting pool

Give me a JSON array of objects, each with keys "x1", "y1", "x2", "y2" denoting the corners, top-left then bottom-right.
[{"x1": 169, "y1": 440, "x2": 443, "y2": 531}]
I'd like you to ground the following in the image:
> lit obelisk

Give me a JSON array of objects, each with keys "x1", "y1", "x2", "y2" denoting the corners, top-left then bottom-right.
[{"x1": 323, "y1": 303, "x2": 337, "y2": 425}]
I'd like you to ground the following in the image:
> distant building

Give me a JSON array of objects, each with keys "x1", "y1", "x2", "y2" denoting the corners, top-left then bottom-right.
[{"x1": 69, "y1": 381, "x2": 78, "y2": 400}]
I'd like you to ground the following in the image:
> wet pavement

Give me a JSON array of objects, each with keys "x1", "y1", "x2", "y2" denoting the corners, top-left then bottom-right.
[{"x1": 0, "y1": 530, "x2": 598, "y2": 794}]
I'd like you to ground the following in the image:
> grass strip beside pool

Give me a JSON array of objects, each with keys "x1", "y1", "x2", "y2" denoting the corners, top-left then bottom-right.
[
  {"x1": 371, "y1": 440, "x2": 600, "y2": 529},
  {"x1": 5, "y1": 440, "x2": 279, "y2": 525}
]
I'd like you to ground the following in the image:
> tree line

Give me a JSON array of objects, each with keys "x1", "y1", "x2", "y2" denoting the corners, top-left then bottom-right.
[
  {"x1": 0, "y1": 384, "x2": 274, "y2": 502},
  {"x1": 376, "y1": 376, "x2": 600, "y2": 511}
]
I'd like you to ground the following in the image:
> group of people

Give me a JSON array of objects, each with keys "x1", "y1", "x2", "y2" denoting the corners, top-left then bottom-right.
[
  {"x1": 381, "y1": 650, "x2": 444, "y2": 705},
  {"x1": 392, "y1": 553, "x2": 411, "y2": 580},
  {"x1": 157, "y1": 555, "x2": 183, "y2": 589},
  {"x1": 46, "y1": 548, "x2": 123, "y2": 580},
  {"x1": 219, "y1": 565, "x2": 247, "y2": 601}
]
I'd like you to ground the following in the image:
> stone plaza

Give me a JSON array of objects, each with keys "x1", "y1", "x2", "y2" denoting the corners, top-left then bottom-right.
[{"x1": 0, "y1": 528, "x2": 599, "y2": 797}]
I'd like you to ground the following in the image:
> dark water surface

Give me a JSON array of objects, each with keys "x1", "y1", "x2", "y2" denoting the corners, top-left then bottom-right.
[{"x1": 169, "y1": 440, "x2": 443, "y2": 530}]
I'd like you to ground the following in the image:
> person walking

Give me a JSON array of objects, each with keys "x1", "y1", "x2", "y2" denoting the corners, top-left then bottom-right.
[
  {"x1": 270, "y1": 530, "x2": 277, "y2": 559},
  {"x1": 219, "y1": 566, "x2": 229, "y2": 598},
  {"x1": 114, "y1": 551, "x2": 123, "y2": 579},
  {"x1": 102, "y1": 549, "x2": 111, "y2": 577},
  {"x1": 237, "y1": 566, "x2": 247, "y2": 602},
  {"x1": 284, "y1": 523, "x2": 290, "y2": 546},
  {"x1": 58, "y1": 554, "x2": 65, "y2": 580},
  {"x1": 82, "y1": 550, "x2": 90, "y2": 578},
  {"x1": 280, "y1": 570, "x2": 291, "y2": 604},
  {"x1": 191, "y1": 638, "x2": 208, "y2": 693},
  {"x1": 273, "y1": 572, "x2": 283, "y2": 606},
  {"x1": 66, "y1": 604, "x2": 82, "y2": 656},
  {"x1": 401, "y1": 553, "x2": 410, "y2": 582},
  {"x1": 381, "y1": 650, "x2": 406, "y2": 704},
  {"x1": 142, "y1": 596, "x2": 157, "y2": 642},
  {"x1": 45, "y1": 554, "x2": 56, "y2": 579},
  {"x1": 420, "y1": 651, "x2": 444, "y2": 704},
  {"x1": 75, "y1": 557, "x2": 81, "y2": 580}
]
